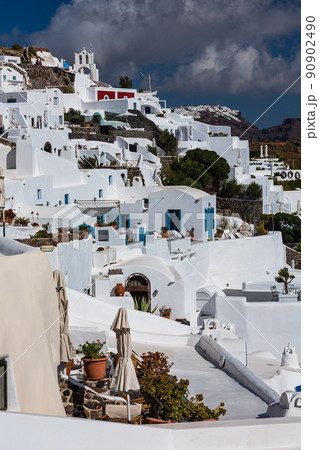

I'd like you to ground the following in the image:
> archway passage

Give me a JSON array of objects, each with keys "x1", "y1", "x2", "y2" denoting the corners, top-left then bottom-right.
[
  {"x1": 44, "y1": 142, "x2": 52, "y2": 153},
  {"x1": 125, "y1": 274, "x2": 151, "y2": 311}
]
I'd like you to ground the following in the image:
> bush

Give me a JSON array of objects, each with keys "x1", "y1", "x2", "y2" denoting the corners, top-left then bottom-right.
[
  {"x1": 245, "y1": 182, "x2": 262, "y2": 200},
  {"x1": 64, "y1": 108, "x2": 84, "y2": 124},
  {"x1": 12, "y1": 43, "x2": 22, "y2": 50},
  {"x1": 219, "y1": 180, "x2": 245, "y2": 198},
  {"x1": 137, "y1": 352, "x2": 226, "y2": 422}
]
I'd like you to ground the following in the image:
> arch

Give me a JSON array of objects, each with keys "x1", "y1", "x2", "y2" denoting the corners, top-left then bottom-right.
[
  {"x1": 44, "y1": 142, "x2": 52, "y2": 153},
  {"x1": 125, "y1": 273, "x2": 151, "y2": 310},
  {"x1": 104, "y1": 95, "x2": 109, "y2": 100},
  {"x1": 77, "y1": 66, "x2": 91, "y2": 75}
]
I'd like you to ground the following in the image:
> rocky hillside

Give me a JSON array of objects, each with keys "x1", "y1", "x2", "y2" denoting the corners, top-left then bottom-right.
[{"x1": 172, "y1": 105, "x2": 300, "y2": 142}]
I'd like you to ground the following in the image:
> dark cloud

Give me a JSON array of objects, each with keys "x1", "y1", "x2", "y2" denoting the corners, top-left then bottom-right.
[{"x1": 27, "y1": 0, "x2": 300, "y2": 94}]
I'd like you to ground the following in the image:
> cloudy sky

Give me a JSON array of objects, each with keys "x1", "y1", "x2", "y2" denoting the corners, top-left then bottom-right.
[{"x1": 1, "y1": 0, "x2": 300, "y2": 127}]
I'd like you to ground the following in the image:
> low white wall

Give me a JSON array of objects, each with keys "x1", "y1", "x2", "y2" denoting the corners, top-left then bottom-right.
[
  {"x1": 0, "y1": 411, "x2": 301, "y2": 450},
  {"x1": 67, "y1": 289, "x2": 197, "y2": 345}
]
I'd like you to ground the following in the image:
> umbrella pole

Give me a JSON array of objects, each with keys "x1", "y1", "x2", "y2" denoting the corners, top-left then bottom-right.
[{"x1": 126, "y1": 392, "x2": 131, "y2": 424}]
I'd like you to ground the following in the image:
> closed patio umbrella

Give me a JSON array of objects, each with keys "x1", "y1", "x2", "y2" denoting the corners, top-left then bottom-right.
[
  {"x1": 110, "y1": 307, "x2": 139, "y2": 422},
  {"x1": 0, "y1": 167, "x2": 5, "y2": 237},
  {"x1": 0, "y1": 167, "x2": 5, "y2": 209},
  {"x1": 53, "y1": 270, "x2": 75, "y2": 364}
]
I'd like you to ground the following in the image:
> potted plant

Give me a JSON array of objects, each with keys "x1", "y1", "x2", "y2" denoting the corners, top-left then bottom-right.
[
  {"x1": 115, "y1": 283, "x2": 125, "y2": 296},
  {"x1": 161, "y1": 226, "x2": 169, "y2": 238},
  {"x1": 190, "y1": 227, "x2": 195, "y2": 241},
  {"x1": 159, "y1": 306, "x2": 172, "y2": 319},
  {"x1": 107, "y1": 221, "x2": 117, "y2": 229},
  {"x1": 76, "y1": 340, "x2": 107, "y2": 380},
  {"x1": 275, "y1": 267, "x2": 295, "y2": 294},
  {"x1": 137, "y1": 352, "x2": 226, "y2": 423}
]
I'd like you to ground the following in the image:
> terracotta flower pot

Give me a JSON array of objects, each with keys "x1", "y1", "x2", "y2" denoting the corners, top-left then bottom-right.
[
  {"x1": 161, "y1": 315, "x2": 171, "y2": 319},
  {"x1": 82, "y1": 357, "x2": 107, "y2": 380},
  {"x1": 66, "y1": 359, "x2": 74, "y2": 376},
  {"x1": 115, "y1": 283, "x2": 125, "y2": 296},
  {"x1": 143, "y1": 416, "x2": 172, "y2": 425}
]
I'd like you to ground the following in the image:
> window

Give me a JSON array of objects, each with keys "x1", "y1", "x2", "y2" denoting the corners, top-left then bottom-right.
[
  {"x1": 79, "y1": 55, "x2": 82, "y2": 64},
  {"x1": 37, "y1": 189, "x2": 42, "y2": 200},
  {"x1": 109, "y1": 175, "x2": 113, "y2": 185},
  {"x1": 59, "y1": 115, "x2": 63, "y2": 125},
  {"x1": 99, "y1": 230, "x2": 109, "y2": 241},
  {"x1": 86, "y1": 54, "x2": 89, "y2": 64},
  {"x1": 53, "y1": 97, "x2": 59, "y2": 106},
  {"x1": 3, "y1": 75, "x2": 6, "y2": 81},
  {"x1": 99, "y1": 189, "x2": 103, "y2": 198},
  {"x1": 64, "y1": 194, "x2": 69, "y2": 205},
  {"x1": 13, "y1": 76, "x2": 16, "y2": 80},
  {"x1": 0, "y1": 359, "x2": 7, "y2": 411}
]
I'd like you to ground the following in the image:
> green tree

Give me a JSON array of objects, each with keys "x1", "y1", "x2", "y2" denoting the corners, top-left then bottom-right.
[
  {"x1": 261, "y1": 213, "x2": 301, "y2": 244},
  {"x1": 157, "y1": 129, "x2": 178, "y2": 155},
  {"x1": 219, "y1": 179, "x2": 245, "y2": 198},
  {"x1": 245, "y1": 182, "x2": 262, "y2": 200},
  {"x1": 12, "y1": 43, "x2": 22, "y2": 51},
  {"x1": 275, "y1": 267, "x2": 295, "y2": 294},
  {"x1": 162, "y1": 148, "x2": 230, "y2": 192},
  {"x1": 119, "y1": 75, "x2": 133, "y2": 88}
]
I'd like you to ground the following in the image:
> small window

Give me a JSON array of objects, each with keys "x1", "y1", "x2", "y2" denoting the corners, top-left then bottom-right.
[
  {"x1": 59, "y1": 115, "x2": 63, "y2": 125},
  {"x1": 86, "y1": 54, "x2": 89, "y2": 64},
  {"x1": 99, "y1": 189, "x2": 103, "y2": 198},
  {"x1": 44, "y1": 142, "x2": 52, "y2": 153},
  {"x1": 3, "y1": 75, "x2": 6, "y2": 81},
  {"x1": 53, "y1": 97, "x2": 59, "y2": 106},
  {"x1": 104, "y1": 95, "x2": 109, "y2": 100},
  {"x1": 0, "y1": 359, "x2": 7, "y2": 411},
  {"x1": 37, "y1": 189, "x2": 42, "y2": 200},
  {"x1": 99, "y1": 230, "x2": 109, "y2": 241},
  {"x1": 13, "y1": 76, "x2": 16, "y2": 81},
  {"x1": 109, "y1": 175, "x2": 113, "y2": 185},
  {"x1": 64, "y1": 194, "x2": 69, "y2": 205},
  {"x1": 79, "y1": 55, "x2": 82, "y2": 64}
]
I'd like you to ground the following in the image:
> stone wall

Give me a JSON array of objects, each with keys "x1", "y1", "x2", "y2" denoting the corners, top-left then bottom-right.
[
  {"x1": 59, "y1": 376, "x2": 124, "y2": 420},
  {"x1": 285, "y1": 245, "x2": 301, "y2": 269},
  {"x1": 216, "y1": 198, "x2": 263, "y2": 226}
]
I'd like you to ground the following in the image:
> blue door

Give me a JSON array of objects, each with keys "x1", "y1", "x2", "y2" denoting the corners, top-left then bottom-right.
[
  {"x1": 205, "y1": 207, "x2": 214, "y2": 239},
  {"x1": 139, "y1": 227, "x2": 145, "y2": 243},
  {"x1": 167, "y1": 210, "x2": 181, "y2": 232}
]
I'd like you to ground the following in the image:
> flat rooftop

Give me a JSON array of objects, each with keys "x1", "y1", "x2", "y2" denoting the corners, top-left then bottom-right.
[{"x1": 116, "y1": 340, "x2": 268, "y2": 421}]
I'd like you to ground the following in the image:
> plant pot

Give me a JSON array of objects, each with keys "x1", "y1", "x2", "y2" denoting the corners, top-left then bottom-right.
[
  {"x1": 66, "y1": 359, "x2": 74, "y2": 376},
  {"x1": 161, "y1": 315, "x2": 171, "y2": 320},
  {"x1": 115, "y1": 283, "x2": 125, "y2": 296},
  {"x1": 142, "y1": 416, "x2": 172, "y2": 425},
  {"x1": 82, "y1": 357, "x2": 108, "y2": 380}
]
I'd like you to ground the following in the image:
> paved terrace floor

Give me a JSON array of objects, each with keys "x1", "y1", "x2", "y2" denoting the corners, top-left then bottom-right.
[{"x1": 110, "y1": 338, "x2": 268, "y2": 421}]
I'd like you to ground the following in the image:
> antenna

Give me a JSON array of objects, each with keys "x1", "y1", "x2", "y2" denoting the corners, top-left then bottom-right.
[{"x1": 140, "y1": 72, "x2": 152, "y2": 92}]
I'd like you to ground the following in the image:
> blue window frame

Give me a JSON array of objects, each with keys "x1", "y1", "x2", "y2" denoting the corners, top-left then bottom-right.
[
  {"x1": 99, "y1": 189, "x2": 103, "y2": 198},
  {"x1": 37, "y1": 189, "x2": 42, "y2": 200},
  {"x1": 166, "y1": 209, "x2": 181, "y2": 232},
  {"x1": 109, "y1": 175, "x2": 113, "y2": 185},
  {"x1": 64, "y1": 194, "x2": 69, "y2": 205}
]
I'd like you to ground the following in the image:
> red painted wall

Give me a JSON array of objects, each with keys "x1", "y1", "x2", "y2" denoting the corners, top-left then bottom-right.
[
  {"x1": 97, "y1": 91, "x2": 116, "y2": 100},
  {"x1": 117, "y1": 92, "x2": 135, "y2": 99},
  {"x1": 97, "y1": 90, "x2": 135, "y2": 101}
]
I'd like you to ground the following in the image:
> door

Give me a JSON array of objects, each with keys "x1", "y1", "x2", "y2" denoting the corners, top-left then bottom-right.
[
  {"x1": 205, "y1": 207, "x2": 214, "y2": 239},
  {"x1": 167, "y1": 209, "x2": 181, "y2": 232}
]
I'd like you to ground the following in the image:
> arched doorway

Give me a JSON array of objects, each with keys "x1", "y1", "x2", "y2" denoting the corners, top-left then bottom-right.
[
  {"x1": 44, "y1": 142, "x2": 52, "y2": 153},
  {"x1": 125, "y1": 274, "x2": 151, "y2": 311}
]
